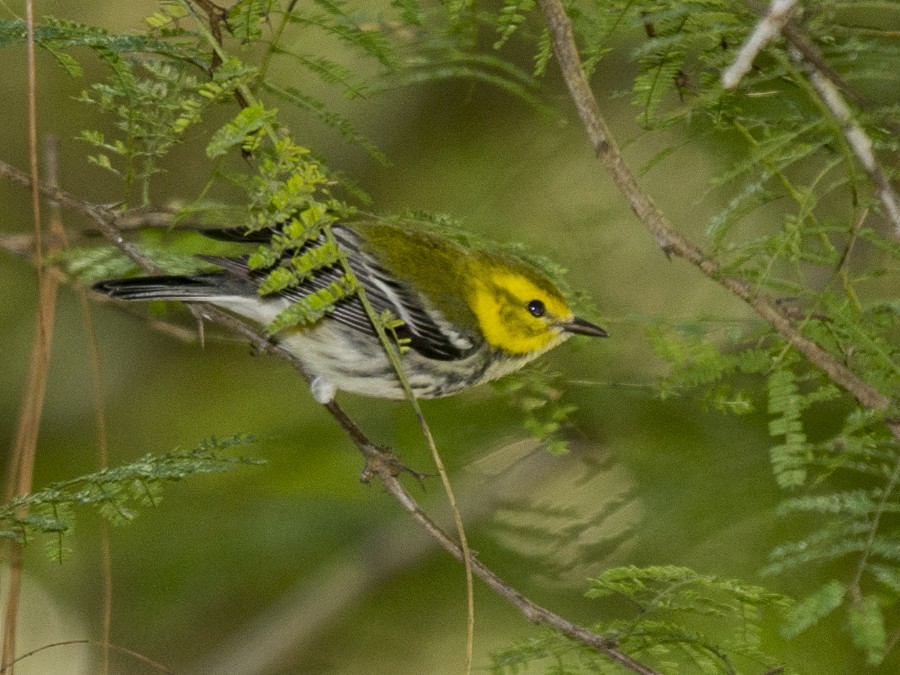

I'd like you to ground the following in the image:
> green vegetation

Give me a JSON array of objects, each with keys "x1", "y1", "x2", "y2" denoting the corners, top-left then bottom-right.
[{"x1": 0, "y1": 1, "x2": 897, "y2": 672}]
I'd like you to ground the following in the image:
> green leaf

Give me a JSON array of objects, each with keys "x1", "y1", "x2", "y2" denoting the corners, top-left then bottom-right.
[
  {"x1": 0, "y1": 436, "x2": 262, "y2": 555},
  {"x1": 493, "y1": 0, "x2": 536, "y2": 50},
  {"x1": 257, "y1": 266, "x2": 297, "y2": 295},
  {"x1": 497, "y1": 565, "x2": 789, "y2": 674},
  {"x1": 228, "y1": 0, "x2": 276, "y2": 42},
  {"x1": 144, "y1": 2, "x2": 189, "y2": 29},
  {"x1": 262, "y1": 82, "x2": 388, "y2": 164},
  {"x1": 767, "y1": 366, "x2": 809, "y2": 488},
  {"x1": 848, "y1": 596, "x2": 887, "y2": 665},
  {"x1": 267, "y1": 275, "x2": 357, "y2": 334},
  {"x1": 868, "y1": 564, "x2": 900, "y2": 593},
  {"x1": 780, "y1": 580, "x2": 846, "y2": 638},
  {"x1": 206, "y1": 105, "x2": 276, "y2": 159},
  {"x1": 43, "y1": 42, "x2": 83, "y2": 76}
]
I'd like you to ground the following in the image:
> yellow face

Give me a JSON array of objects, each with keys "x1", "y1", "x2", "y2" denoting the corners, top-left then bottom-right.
[{"x1": 470, "y1": 267, "x2": 573, "y2": 354}]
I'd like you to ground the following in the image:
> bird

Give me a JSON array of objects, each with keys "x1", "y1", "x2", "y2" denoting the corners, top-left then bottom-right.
[{"x1": 92, "y1": 220, "x2": 607, "y2": 403}]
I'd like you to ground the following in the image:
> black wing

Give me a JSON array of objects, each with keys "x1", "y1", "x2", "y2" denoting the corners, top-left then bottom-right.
[{"x1": 198, "y1": 225, "x2": 477, "y2": 361}]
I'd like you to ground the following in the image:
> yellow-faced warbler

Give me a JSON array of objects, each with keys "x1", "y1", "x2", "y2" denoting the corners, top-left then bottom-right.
[{"x1": 93, "y1": 221, "x2": 607, "y2": 403}]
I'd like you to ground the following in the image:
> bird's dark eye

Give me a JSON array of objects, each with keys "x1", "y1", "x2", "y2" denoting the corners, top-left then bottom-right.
[{"x1": 527, "y1": 299, "x2": 546, "y2": 317}]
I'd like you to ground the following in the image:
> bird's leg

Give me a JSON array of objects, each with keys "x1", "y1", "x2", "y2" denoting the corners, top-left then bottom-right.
[{"x1": 359, "y1": 449, "x2": 433, "y2": 489}]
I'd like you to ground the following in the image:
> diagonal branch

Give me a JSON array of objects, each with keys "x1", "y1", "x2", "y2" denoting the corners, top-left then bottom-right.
[
  {"x1": 0, "y1": 161, "x2": 161, "y2": 274},
  {"x1": 363, "y1": 460, "x2": 661, "y2": 675},
  {"x1": 0, "y1": 639, "x2": 173, "y2": 675},
  {"x1": 0, "y1": 156, "x2": 662, "y2": 675},
  {"x1": 721, "y1": 0, "x2": 798, "y2": 89},
  {"x1": 536, "y1": 0, "x2": 899, "y2": 442}
]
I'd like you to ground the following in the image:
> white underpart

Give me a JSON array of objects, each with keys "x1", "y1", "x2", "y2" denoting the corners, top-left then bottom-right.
[
  {"x1": 204, "y1": 294, "x2": 402, "y2": 399},
  {"x1": 194, "y1": 292, "x2": 566, "y2": 401},
  {"x1": 207, "y1": 295, "x2": 289, "y2": 324}
]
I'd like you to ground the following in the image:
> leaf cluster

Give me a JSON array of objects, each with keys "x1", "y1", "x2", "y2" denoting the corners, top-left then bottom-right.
[
  {"x1": 493, "y1": 364, "x2": 579, "y2": 455},
  {"x1": 492, "y1": 566, "x2": 792, "y2": 674},
  {"x1": 0, "y1": 436, "x2": 261, "y2": 562},
  {"x1": 650, "y1": 317, "x2": 899, "y2": 664}
]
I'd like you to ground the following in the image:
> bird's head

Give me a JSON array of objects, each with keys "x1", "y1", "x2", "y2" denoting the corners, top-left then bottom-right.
[{"x1": 467, "y1": 257, "x2": 607, "y2": 356}]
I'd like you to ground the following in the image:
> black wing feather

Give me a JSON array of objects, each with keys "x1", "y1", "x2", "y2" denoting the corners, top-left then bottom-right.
[{"x1": 196, "y1": 226, "x2": 476, "y2": 361}]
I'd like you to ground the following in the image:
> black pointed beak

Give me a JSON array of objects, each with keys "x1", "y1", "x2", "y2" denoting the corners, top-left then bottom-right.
[{"x1": 562, "y1": 316, "x2": 608, "y2": 337}]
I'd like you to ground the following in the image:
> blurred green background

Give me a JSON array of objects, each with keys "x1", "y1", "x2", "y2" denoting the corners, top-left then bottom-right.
[{"x1": 0, "y1": 2, "x2": 890, "y2": 673}]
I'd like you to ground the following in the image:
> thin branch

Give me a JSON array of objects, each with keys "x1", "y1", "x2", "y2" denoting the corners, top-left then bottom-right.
[
  {"x1": 721, "y1": 0, "x2": 798, "y2": 89},
  {"x1": 0, "y1": 160, "x2": 162, "y2": 274},
  {"x1": 343, "y1": 257, "x2": 476, "y2": 673},
  {"x1": 0, "y1": 230, "x2": 225, "y2": 345},
  {"x1": 849, "y1": 454, "x2": 900, "y2": 601},
  {"x1": 759, "y1": 1, "x2": 900, "y2": 137},
  {"x1": 2, "y1": 4, "x2": 48, "y2": 670},
  {"x1": 369, "y1": 465, "x2": 661, "y2": 675},
  {"x1": 535, "y1": 0, "x2": 899, "y2": 443},
  {"x1": 188, "y1": 0, "x2": 229, "y2": 70},
  {"x1": 190, "y1": 444, "x2": 552, "y2": 675},
  {"x1": 0, "y1": 639, "x2": 173, "y2": 675},
  {"x1": 0, "y1": 161, "x2": 660, "y2": 675}
]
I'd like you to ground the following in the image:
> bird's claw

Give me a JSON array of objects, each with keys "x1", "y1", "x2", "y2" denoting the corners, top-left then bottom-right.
[{"x1": 360, "y1": 449, "x2": 432, "y2": 489}]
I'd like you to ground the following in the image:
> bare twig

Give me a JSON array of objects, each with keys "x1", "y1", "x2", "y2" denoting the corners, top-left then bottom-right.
[
  {"x1": 108, "y1": 205, "x2": 207, "y2": 231},
  {"x1": 721, "y1": 0, "x2": 798, "y2": 89},
  {"x1": 0, "y1": 231, "x2": 223, "y2": 345},
  {"x1": 0, "y1": 160, "x2": 162, "y2": 274},
  {"x1": 849, "y1": 454, "x2": 900, "y2": 602},
  {"x1": 189, "y1": 0, "x2": 228, "y2": 70},
  {"x1": 536, "y1": 0, "x2": 899, "y2": 443},
  {"x1": 2, "y1": 5, "x2": 49, "y2": 671},
  {"x1": 185, "y1": 0, "x2": 251, "y2": 113},
  {"x1": 5, "y1": 237, "x2": 210, "y2": 346},
  {"x1": 371, "y1": 466, "x2": 660, "y2": 675},
  {"x1": 0, "y1": 639, "x2": 173, "y2": 675},
  {"x1": 754, "y1": 0, "x2": 899, "y2": 137},
  {"x1": 345, "y1": 265, "x2": 477, "y2": 673}
]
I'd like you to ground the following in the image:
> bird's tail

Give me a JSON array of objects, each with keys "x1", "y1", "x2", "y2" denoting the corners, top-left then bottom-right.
[{"x1": 92, "y1": 273, "x2": 233, "y2": 301}]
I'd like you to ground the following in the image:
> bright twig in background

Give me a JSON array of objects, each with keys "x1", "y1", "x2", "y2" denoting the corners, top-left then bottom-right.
[
  {"x1": 721, "y1": 0, "x2": 798, "y2": 89},
  {"x1": 786, "y1": 46, "x2": 900, "y2": 237},
  {"x1": 722, "y1": 0, "x2": 900, "y2": 237}
]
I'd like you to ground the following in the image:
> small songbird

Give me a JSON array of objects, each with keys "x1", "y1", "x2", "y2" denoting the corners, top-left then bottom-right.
[{"x1": 92, "y1": 220, "x2": 607, "y2": 403}]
